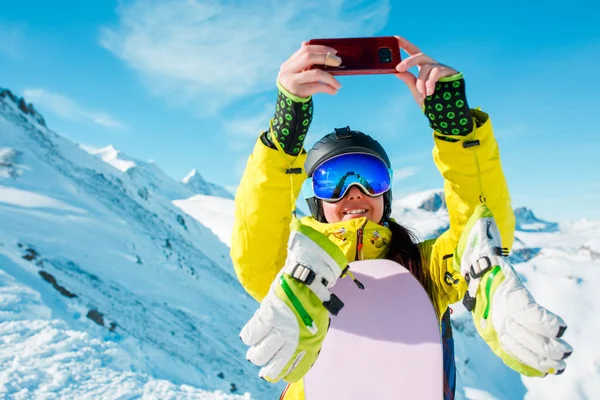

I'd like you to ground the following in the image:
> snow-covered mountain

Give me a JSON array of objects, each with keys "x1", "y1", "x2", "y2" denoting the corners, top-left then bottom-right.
[
  {"x1": 182, "y1": 169, "x2": 234, "y2": 200},
  {"x1": 513, "y1": 206, "x2": 559, "y2": 233},
  {"x1": 2, "y1": 86, "x2": 598, "y2": 399},
  {"x1": 0, "y1": 88, "x2": 282, "y2": 399},
  {"x1": 395, "y1": 188, "x2": 447, "y2": 212}
]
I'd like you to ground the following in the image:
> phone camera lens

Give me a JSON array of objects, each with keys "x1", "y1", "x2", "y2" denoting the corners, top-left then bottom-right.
[{"x1": 378, "y1": 47, "x2": 392, "y2": 63}]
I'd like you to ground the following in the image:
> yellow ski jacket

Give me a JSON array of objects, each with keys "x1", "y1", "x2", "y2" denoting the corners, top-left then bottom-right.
[{"x1": 231, "y1": 109, "x2": 515, "y2": 399}]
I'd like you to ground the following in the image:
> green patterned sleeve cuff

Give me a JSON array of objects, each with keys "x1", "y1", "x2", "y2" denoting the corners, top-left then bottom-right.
[
  {"x1": 261, "y1": 85, "x2": 314, "y2": 156},
  {"x1": 276, "y1": 80, "x2": 312, "y2": 103},
  {"x1": 423, "y1": 73, "x2": 474, "y2": 137}
]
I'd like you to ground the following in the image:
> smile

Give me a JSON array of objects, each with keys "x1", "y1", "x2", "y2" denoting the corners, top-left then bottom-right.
[{"x1": 344, "y1": 209, "x2": 367, "y2": 215}]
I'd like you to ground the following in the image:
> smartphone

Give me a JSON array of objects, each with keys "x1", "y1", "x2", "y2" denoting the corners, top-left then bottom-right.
[{"x1": 307, "y1": 36, "x2": 401, "y2": 76}]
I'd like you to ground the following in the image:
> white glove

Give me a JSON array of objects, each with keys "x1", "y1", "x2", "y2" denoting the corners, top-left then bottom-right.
[
  {"x1": 240, "y1": 218, "x2": 348, "y2": 383},
  {"x1": 455, "y1": 204, "x2": 573, "y2": 376}
]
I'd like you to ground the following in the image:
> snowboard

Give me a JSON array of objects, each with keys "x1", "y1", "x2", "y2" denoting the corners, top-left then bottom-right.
[{"x1": 303, "y1": 259, "x2": 443, "y2": 400}]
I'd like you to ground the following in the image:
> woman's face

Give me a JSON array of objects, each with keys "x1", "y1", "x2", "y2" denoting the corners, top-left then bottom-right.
[{"x1": 322, "y1": 185, "x2": 384, "y2": 223}]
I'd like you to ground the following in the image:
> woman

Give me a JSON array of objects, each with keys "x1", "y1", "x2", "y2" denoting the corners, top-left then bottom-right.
[{"x1": 231, "y1": 37, "x2": 572, "y2": 399}]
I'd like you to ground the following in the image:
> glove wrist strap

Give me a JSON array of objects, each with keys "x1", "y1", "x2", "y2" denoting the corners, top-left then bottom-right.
[
  {"x1": 288, "y1": 263, "x2": 345, "y2": 316},
  {"x1": 463, "y1": 255, "x2": 496, "y2": 312}
]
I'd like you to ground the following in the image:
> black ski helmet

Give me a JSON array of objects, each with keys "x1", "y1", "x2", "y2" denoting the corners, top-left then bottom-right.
[{"x1": 304, "y1": 126, "x2": 393, "y2": 223}]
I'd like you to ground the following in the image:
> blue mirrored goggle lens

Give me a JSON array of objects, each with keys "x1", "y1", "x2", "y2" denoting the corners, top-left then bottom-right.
[{"x1": 309, "y1": 153, "x2": 392, "y2": 201}]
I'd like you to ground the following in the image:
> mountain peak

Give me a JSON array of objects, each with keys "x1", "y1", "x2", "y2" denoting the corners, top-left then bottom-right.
[
  {"x1": 1, "y1": 87, "x2": 47, "y2": 128},
  {"x1": 79, "y1": 144, "x2": 137, "y2": 172},
  {"x1": 181, "y1": 168, "x2": 233, "y2": 200},
  {"x1": 514, "y1": 206, "x2": 559, "y2": 232},
  {"x1": 394, "y1": 189, "x2": 446, "y2": 212},
  {"x1": 182, "y1": 168, "x2": 200, "y2": 185}
]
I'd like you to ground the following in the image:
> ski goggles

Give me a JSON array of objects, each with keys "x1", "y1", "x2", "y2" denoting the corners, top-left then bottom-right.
[{"x1": 302, "y1": 153, "x2": 393, "y2": 202}]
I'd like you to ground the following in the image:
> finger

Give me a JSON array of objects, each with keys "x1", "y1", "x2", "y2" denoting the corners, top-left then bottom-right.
[
  {"x1": 289, "y1": 44, "x2": 338, "y2": 62},
  {"x1": 296, "y1": 69, "x2": 341, "y2": 89},
  {"x1": 501, "y1": 333, "x2": 567, "y2": 375},
  {"x1": 240, "y1": 312, "x2": 272, "y2": 346},
  {"x1": 416, "y1": 63, "x2": 436, "y2": 98},
  {"x1": 514, "y1": 302, "x2": 567, "y2": 338},
  {"x1": 507, "y1": 319, "x2": 573, "y2": 361},
  {"x1": 286, "y1": 52, "x2": 342, "y2": 73},
  {"x1": 394, "y1": 72, "x2": 422, "y2": 105},
  {"x1": 396, "y1": 53, "x2": 438, "y2": 72},
  {"x1": 283, "y1": 44, "x2": 337, "y2": 72},
  {"x1": 424, "y1": 66, "x2": 451, "y2": 96},
  {"x1": 258, "y1": 343, "x2": 300, "y2": 381},
  {"x1": 394, "y1": 36, "x2": 422, "y2": 56},
  {"x1": 295, "y1": 82, "x2": 339, "y2": 97},
  {"x1": 246, "y1": 330, "x2": 286, "y2": 366}
]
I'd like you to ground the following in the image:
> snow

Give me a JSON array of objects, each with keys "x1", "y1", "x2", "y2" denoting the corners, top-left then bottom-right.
[
  {"x1": 173, "y1": 194, "x2": 235, "y2": 247},
  {"x1": 80, "y1": 144, "x2": 137, "y2": 172},
  {"x1": 0, "y1": 146, "x2": 25, "y2": 179},
  {"x1": 0, "y1": 185, "x2": 87, "y2": 213},
  {"x1": 2, "y1": 88, "x2": 599, "y2": 399},
  {"x1": 0, "y1": 257, "x2": 250, "y2": 400},
  {"x1": 182, "y1": 168, "x2": 199, "y2": 184},
  {"x1": 0, "y1": 147, "x2": 17, "y2": 164}
]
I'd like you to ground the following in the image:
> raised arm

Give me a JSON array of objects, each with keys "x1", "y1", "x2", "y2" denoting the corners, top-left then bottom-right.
[
  {"x1": 230, "y1": 43, "x2": 342, "y2": 302},
  {"x1": 394, "y1": 37, "x2": 515, "y2": 308},
  {"x1": 395, "y1": 37, "x2": 514, "y2": 247},
  {"x1": 431, "y1": 107, "x2": 515, "y2": 250}
]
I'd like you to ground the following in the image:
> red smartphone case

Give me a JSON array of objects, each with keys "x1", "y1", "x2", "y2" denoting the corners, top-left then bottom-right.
[{"x1": 307, "y1": 36, "x2": 401, "y2": 76}]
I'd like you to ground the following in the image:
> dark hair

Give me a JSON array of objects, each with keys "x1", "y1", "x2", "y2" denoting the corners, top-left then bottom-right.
[{"x1": 385, "y1": 219, "x2": 436, "y2": 313}]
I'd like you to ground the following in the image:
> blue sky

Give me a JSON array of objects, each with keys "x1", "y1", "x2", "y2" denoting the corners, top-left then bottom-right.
[{"x1": 1, "y1": 0, "x2": 599, "y2": 221}]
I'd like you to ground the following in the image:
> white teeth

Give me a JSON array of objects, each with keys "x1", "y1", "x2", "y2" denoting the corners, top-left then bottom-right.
[{"x1": 344, "y1": 209, "x2": 366, "y2": 215}]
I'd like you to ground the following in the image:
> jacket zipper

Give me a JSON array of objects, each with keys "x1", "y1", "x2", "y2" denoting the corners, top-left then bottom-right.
[
  {"x1": 346, "y1": 221, "x2": 367, "y2": 290},
  {"x1": 356, "y1": 227, "x2": 364, "y2": 261}
]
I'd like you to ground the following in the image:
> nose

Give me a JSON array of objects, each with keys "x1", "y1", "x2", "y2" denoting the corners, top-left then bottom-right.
[{"x1": 345, "y1": 185, "x2": 364, "y2": 200}]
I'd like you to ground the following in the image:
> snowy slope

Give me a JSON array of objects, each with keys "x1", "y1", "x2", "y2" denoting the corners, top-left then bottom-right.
[
  {"x1": 0, "y1": 254, "x2": 249, "y2": 400},
  {"x1": 188, "y1": 188, "x2": 599, "y2": 400},
  {"x1": 173, "y1": 195, "x2": 235, "y2": 248},
  {"x1": 0, "y1": 89, "x2": 282, "y2": 399}
]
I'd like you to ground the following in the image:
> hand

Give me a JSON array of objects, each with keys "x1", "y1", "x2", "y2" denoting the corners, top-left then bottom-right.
[
  {"x1": 394, "y1": 36, "x2": 459, "y2": 106},
  {"x1": 277, "y1": 42, "x2": 343, "y2": 98},
  {"x1": 240, "y1": 218, "x2": 348, "y2": 383},
  {"x1": 455, "y1": 204, "x2": 573, "y2": 377}
]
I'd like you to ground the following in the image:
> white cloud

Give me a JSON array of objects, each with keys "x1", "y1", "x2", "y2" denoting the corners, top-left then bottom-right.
[
  {"x1": 393, "y1": 166, "x2": 419, "y2": 182},
  {"x1": 224, "y1": 103, "x2": 273, "y2": 137},
  {"x1": 99, "y1": 0, "x2": 390, "y2": 113},
  {"x1": 0, "y1": 22, "x2": 25, "y2": 58},
  {"x1": 22, "y1": 89, "x2": 128, "y2": 130}
]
